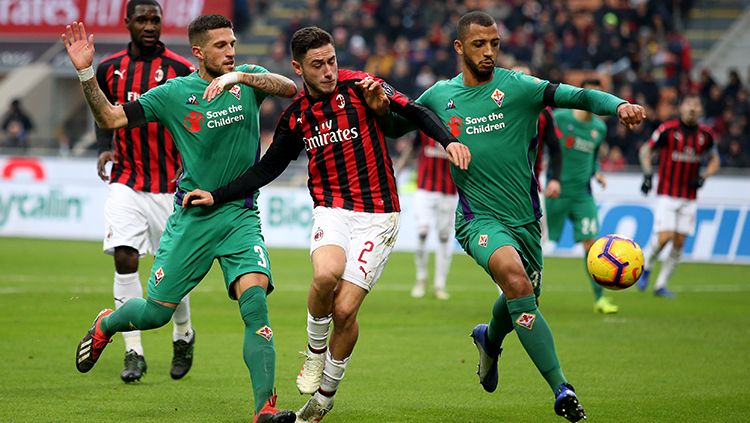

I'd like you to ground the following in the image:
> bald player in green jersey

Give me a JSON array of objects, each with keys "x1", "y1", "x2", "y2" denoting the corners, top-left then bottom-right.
[
  {"x1": 549, "y1": 79, "x2": 619, "y2": 315},
  {"x1": 387, "y1": 11, "x2": 645, "y2": 422},
  {"x1": 64, "y1": 15, "x2": 299, "y2": 423}
]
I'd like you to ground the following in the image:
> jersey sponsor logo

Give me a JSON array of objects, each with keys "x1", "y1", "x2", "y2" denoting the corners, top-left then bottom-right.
[
  {"x1": 154, "y1": 266, "x2": 165, "y2": 285},
  {"x1": 114, "y1": 69, "x2": 125, "y2": 79},
  {"x1": 204, "y1": 104, "x2": 245, "y2": 129},
  {"x1": 381, "y1": 81, "x2": 395, "y2": 97},
  {"x1": 154, "y1": 68, "x2": 164, "y2": 82},
  {"x1": 127, "y1": 91, "x2": 141, "y2": 102},
  {"x1": 183, "y1": 111, "x2": 204, "y2": 133},
  {"x1": 445, "y1": 98, "x2": 455, "y2": 110},
  {"x1": 671, "y1": 146, "x2": 699, "y2": 163},
  {"x1": 491, "y1": 89, "x2": 504, "y2": 108},
  {"x1": 336, "y1": 93, "x2": 346, "y2": 109},
  {"x1": 186, "y1": 94, "x2": 198, "y2": 105},
  {"x1": 256, "y1": 325, "x2": 273, "y2": 341},
  {"x1": 302, "y1": 119, "x2": 359, "y2": 151},
  {"x1": 478, "y1": 234, "x2": 488, "y2": 247},
  {"x1": 565, "y1": 135, "x2": 596, "y2": 153},
  {"x1": 462, "y1": 112, "x2": 506, "y2": 135},
  {"x1": 447, "y1": 116, "x2": 462, "y2": 137},
  {"x1": 229, "y1": 85, "x2": 241, "y2": 100},
  {"x1": 515, "y1": 312, "x2": 536, "y2": 330}
]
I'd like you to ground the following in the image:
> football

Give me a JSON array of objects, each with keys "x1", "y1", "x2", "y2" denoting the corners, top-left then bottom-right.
[{"x1": 587, "y1": 234, "x2": 645, "y2": 290}]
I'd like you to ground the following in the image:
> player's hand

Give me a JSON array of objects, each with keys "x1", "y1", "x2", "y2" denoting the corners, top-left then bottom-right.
[
  {"x1": 641, "y1": 174, "x2": 652, "y2": 195},
  {"x1": 203, "y1": 72, "x2": 241, "y2": 102},
  {"x1": 62, "y1": 21, "x2": 95, "y2": 70},
  {"x1": 616, "y1": 103, "x2": 647, "y2": 129},
  {"x1": 181, "y1": 189, "x2": 214, "y2": 208},
  {"x1": 96, "y1": 150, "x2": 115, "y2": 181},
  {"x1": 545, "y1": 179, "x2": 561, "y2": 198},
  {"x1": 595, "y1": 172, "x2": 607, "y2": 189},
  {"x1": 690, "y1": 175, "x2": 705, "y2": 189},
  {"x1": 446, "y1": 142, "x2": 471, "y2": 170},
  {"x1": 356, "y1": 77, "x2": 390, "y2": 116}
]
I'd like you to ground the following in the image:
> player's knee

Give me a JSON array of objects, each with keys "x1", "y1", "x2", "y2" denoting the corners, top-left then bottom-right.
[
  {"x1": 114, "y1": 246, "x2": 139, "y2": 274},
  {"x1": 312, "y1": 268, "x2": 339, "y2": 292},
  {"x1": 501, "y1": 273, "x2": 534, "y2": 298},
  {"x1": 417, "y1": 231, "x2": 428, "y2": 241},
  {"x1": 332, "y1": 303, "x2": 358, "y2": 330},
  {"x1": 438, "y1": 234, "x2": 451, "y2": 243}
]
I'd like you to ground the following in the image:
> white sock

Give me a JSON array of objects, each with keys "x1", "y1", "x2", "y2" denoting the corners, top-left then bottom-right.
[
  {"x1": 307, "y1": 311, "x2": 332, "y2": 352},
  {"x1": 319, "y1": 350, "x2": 349, "y2": 397},
  {"x1": 172, "y1": 295, "x2": 193, "y2": 342},
  {"x1": 415, "y1": 234, "x2": 428, "y2": 284},
  {"x1": 655, "y1": 248, "x2": 681, "y2": 290},
  {"x1": 114, "y1": 272, "x2": 144, "y2": 356},
  {"x1": 646, "y1": 239, "x2": 667, "y2": 270},
  {"x1": 434, "y1": 239, "x2": 453, "y2": 291}
]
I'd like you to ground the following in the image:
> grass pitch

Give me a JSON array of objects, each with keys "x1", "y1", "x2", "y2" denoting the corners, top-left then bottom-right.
[{"x1": 0, "y1": 237, "x2": 748, "y2": 422}]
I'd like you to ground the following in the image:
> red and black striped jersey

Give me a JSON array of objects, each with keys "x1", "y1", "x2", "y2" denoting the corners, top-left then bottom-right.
[
  {"x1": 534, "y1": 107, "x2": 562, "y2": 190},
  {"x1": 649, "y1": 119, "x2": 714, "y2": 200},
  {"x1": 278, "y1": 69, "x2": 407, "y2": 213},
  {"x1": 414, "y1": 132, "x2": 456, "y2": 194},
  {"x1": 96, "y1": 42, "x2": 194, "y2": 193}
]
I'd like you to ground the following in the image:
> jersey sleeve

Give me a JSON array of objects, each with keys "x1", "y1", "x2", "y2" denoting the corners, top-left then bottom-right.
[
  {"x1": 136, "y1": 80, "x2": 172, "y2": 123},
  {"x1": 649, "y1": 123, "x2": 669, "y2": 148},
  {"x1": 516, "y1": 72, "x2": 549, "y2": 110}
]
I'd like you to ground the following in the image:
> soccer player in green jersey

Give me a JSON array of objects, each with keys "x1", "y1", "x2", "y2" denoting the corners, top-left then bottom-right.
[
  {"x1": 64, "y1": 15, "x2": 298, "y2": 423},
  {"x1": 549, "y1": 78, "x2": 619, "y2": 314},
  {"x1": 389, "y1": 11, "x2": 645, "y2": 422}
]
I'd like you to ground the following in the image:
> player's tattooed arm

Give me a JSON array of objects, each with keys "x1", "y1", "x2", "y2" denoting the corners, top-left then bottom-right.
[
  {"x1": 203, "y1": 71, "x2": 297, "y2": 101},
  {"x1": 62, "y1": 21, "x2": 128, "y2": 129}
]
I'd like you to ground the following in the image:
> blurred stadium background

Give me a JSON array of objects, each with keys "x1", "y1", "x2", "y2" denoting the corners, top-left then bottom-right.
[{"x1": 1, "y1": 1, "x2": 749, "y2": 422}]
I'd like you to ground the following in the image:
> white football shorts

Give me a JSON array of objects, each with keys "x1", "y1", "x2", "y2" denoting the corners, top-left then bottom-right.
[
  {"x1": 414, "y1": 189, "x2": 457, "y2": 240},
  {"x1": 310, "y1": 206, "x2": 400, "y2": 291},
  {"x1": 653, "y1": 195, "x2": 697, "y2": 236},
  {"x1": 103, "y1": 183, "x2": 174, "y2": 256}
]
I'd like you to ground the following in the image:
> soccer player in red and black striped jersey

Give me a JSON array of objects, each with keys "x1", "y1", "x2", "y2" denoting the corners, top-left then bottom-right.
[
  {"x1": 181, "y1": 26, "x2": 471, "y2": 422},
  {"x1": 94, "y1": 0, "x2": 196, "y2": 383},
  {"x1": 394, "y1": 131, "x2": 459, "y2": 300},
  {"x1": 638, "y1": 93, "x2": 720, "y2": 297}
]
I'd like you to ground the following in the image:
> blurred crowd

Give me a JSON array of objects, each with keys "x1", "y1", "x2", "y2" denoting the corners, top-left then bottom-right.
[
  {"x1": 3, "y1": 0, "x2": 749, "y2": 169},
  {"x1": 256, "y1": 0, "x2": 747, "y2": 169}
]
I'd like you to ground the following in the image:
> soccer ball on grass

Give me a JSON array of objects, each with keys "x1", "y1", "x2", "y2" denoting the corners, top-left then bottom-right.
[{"x1": 586, "y1": 234, "x2": 644, "y2": 290}]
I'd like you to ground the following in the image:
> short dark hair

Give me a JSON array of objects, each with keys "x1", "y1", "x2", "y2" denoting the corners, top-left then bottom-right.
[
  {"x1": 679, "y1": 92, "x2": 702, "y2": 105},
  {"x1": 581, "y1": 78, "x2": 602, "y2": 88},
  {"x1": 291, "y1": 27, "x2": 334, "y2": 61},
  {"x1": 126, "y1": 0, "x2": 161, "y2": 18},
  {"x1": 457, "y1": 11, "x2": 496, "y2": 41},
  {"x1": 188, "y1": 14, "x2": 233, "y2": 46}
]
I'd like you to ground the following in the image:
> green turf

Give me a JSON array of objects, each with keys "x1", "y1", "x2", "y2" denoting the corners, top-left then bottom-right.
[{"x1": 0, "y1": 237, "x2": 748, "y2": 422}]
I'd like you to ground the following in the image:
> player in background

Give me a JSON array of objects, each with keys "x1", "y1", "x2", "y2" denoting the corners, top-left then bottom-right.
[
  {"x1": 95, "y1": 0, "x2": 196, "y2": 383},
  {"x1": 65, "y1": 15, "x2": 298, "y2": 422},
  {"x1": 548, "y1": 79, "x2": 619, "y2": 314},
  {"x1": 181, "y1": 26, "x2": 470, "y2": 423},
  {"x1": 386, "y1": 11, "x2": 645, "y2": 421},
  {"x1": 393, "y1": 131, "x2": 458, "y2": 300},
  {"x1": 638, "y1": 93, "x2": 719, "y2": 298}
]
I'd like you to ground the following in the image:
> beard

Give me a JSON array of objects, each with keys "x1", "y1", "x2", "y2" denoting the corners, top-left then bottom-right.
[{"x1": 464, "y1": 57, "x2": 494, "y2": 82}]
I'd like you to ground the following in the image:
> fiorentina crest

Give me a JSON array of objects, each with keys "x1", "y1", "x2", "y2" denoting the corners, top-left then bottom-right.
[
  {"x1": 491, "y1": 88, "x2": 504, "y2": 108},
  {"x1": 229, "y1": 85, "x2": 241, "y2": 100},
  {"x1": 256, "y1": 325, "x2": 273, "y2": 341},
  {"x1": 516, "y1": 312, "x2": 536, "y2": 330}
]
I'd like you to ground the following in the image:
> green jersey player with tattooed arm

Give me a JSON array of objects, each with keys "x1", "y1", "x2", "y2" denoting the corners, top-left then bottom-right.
[
  {"x1": 388, "y1": 11, "x2": 645, "y2": 422},
  {"x1": 63, "y1": 15, "x2": 299, "y2": 423}
]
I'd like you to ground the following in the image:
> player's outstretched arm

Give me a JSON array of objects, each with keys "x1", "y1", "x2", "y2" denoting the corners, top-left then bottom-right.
[
  {"x1": 62, "y1": 22, "x2": 128, "y2": 129},
  {"x1": 203, "y1": 71, "x2": 297, "y2": 101},
  {"x1": 549, "y1": 84, "x2": 646, "y2": 128}
]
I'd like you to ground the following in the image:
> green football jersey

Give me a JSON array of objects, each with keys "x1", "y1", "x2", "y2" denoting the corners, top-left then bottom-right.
[
  {"x1": 553, "y1": 109, "x2": 607, "y2": 198},
  {"x1": 416, "y1": 68, "x2": 549, "y2": 227},
  {"x1": 137, "y1": 64, "x2": 269, "y2": 199}
]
